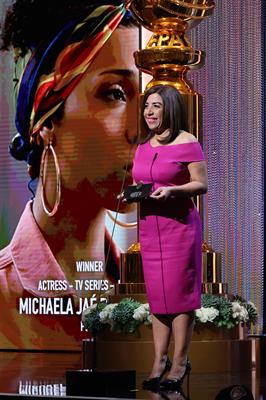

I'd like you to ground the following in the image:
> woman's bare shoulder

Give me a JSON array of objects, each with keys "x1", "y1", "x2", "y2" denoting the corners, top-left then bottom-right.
[{"x1": 175, "y1": 131, "x2": 198, "y2": 144}]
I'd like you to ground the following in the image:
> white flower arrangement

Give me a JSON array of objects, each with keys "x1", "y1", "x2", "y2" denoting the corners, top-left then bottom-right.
[
  {"x1": 99, "y1": 303, "x2": 118, "y2": 325},
  {"x1": 231, "y1": 301, "x2": 249, "y2": 322},
  {"x1": 195, "y1": 307, "x2": 219, "y2": 323},
  {"x1": 133, "y1": 303, "x2": 152, "y2": 324},
  {"x1": 82, "y1": 294, "x2": 258, "y2": 335}
]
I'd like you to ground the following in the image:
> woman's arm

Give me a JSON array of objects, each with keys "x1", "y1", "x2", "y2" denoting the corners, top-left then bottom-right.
[{"x1": 150, "y1": 161, "x2": 208, "y2": 200}]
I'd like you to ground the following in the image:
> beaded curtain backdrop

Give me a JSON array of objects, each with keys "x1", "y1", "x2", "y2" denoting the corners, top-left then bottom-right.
[{"x1": 189, "y1": 0, "x2": 264, "y2": 331}]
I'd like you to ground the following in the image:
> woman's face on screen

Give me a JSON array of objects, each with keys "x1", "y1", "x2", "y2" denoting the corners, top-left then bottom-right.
[{"x1": 53, "y1": 27, "x2": 138, "y2": 207}]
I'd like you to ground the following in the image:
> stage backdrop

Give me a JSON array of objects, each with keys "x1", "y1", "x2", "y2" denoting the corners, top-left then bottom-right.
[
  {"x1": 0, "y1": 0, "x2": 264, "y2": 351},
  {"x1": 189, "y1": 0, "x2": 264, "y2": 332}
]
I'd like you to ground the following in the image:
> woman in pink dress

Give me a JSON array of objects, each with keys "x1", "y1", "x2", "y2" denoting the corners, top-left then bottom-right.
[{"x1": 132, "y1": 85, "x2": 208, "y2": 391}]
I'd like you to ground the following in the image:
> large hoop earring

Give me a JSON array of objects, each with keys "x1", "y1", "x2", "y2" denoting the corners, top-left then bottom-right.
[{"x1": 40, "y1": 138, "x2": 61, "y2": 217}]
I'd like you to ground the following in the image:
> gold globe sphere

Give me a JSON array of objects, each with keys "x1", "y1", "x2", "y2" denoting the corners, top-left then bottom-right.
[{"x1": 130, "y1": 0, "x2": 215, "y2": 31}]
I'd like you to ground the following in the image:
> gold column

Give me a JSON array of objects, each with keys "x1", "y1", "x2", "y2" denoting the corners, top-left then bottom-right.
[{"x1": 202, "y1": 242, "x2": 228, "y2": 295}]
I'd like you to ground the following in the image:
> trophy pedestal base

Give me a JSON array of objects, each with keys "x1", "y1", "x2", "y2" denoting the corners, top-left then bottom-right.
[{"x1": 66, "y1": 369, "x2": 136, "y2": 397}]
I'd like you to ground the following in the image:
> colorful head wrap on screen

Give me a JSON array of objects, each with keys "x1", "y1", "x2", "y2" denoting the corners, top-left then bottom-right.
[{"x1": 12, "y1": 1, "x2": 130, "y2": 175}]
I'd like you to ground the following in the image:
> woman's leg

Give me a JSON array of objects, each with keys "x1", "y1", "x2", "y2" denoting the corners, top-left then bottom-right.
[
  {"x1": 168, "y1": 311, "x2": 195, "y2": 378},
  {"x1": 148, "y1": 314, "x2": 172, "y2": 378}
]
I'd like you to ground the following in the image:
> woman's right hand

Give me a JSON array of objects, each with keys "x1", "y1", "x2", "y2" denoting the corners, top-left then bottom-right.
[{"x1": 150, "y1": 186, "x2": 172, "y2": 201}]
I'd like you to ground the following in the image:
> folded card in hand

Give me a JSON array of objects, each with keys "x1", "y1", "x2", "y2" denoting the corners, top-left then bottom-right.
[{"x1": 124, "y1": 183, "x2": 153, "y2": 203}]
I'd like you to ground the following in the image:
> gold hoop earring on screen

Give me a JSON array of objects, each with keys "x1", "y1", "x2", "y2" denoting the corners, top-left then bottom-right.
[{"x1": 40, "y1": 138, "x2": 61, "y2": 217}]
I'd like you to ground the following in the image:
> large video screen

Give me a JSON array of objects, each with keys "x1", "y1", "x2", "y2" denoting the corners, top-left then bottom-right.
[{"x1": 0, "y1": 1, "x2": 139, "y2": 350}]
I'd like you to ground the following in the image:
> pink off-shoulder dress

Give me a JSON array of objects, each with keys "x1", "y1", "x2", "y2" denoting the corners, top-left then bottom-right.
[{"x1": 132, "y1": 140, "x2": 205, "y2": 314}]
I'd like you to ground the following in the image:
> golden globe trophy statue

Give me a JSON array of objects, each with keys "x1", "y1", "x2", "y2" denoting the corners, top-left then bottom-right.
[{"x1": 131, "y1": 0, "x2": 215, "y2": 135}]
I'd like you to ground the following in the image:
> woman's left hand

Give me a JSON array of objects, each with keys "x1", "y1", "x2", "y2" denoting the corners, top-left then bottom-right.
[
  {"x1": 150, "y1": 187, "x2": 172, "y2": 201},
  {"x1": 117, "y1": 191, "x2": 127, "y2": 202}
]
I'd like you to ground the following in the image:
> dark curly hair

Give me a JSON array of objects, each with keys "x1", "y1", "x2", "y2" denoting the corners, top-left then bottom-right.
[
  {"x1": 0, "y1": 0, "x2": 137, "y2": 55},
  {"x1": 0, "y1": 0, "x2": 138, "y2": 179}
]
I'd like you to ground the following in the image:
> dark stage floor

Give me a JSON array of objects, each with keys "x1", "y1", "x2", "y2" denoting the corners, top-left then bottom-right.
[{"x1": 0, "y1": 351, "x2": 265, "y2": 400}]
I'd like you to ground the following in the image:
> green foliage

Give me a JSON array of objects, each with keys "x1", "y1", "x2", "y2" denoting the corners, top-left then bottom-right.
[
  {"x1": 82, "y1": 294, "x2": 258, "y2": 336},
  {"x1": 201, "y1": 294, "x2": 235, "y2": 329},
  {"x1": 111, "y1": 298, "x2": 141, "y2": 334},
  {"x1": 242, "y1": 301, "x2": 258, "y2": 324},
  {"x1": 82, "y1": 302, "x2": 106, "y2": 335}
]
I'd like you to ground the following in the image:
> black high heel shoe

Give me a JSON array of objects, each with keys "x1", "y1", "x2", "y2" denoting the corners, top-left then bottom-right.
[
  {"x1": 159, "y1": 360, "x2": 191, "y2": 391},
  {"x1": 142, "y1": 357, "x2": 172, "y2": 390}
]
